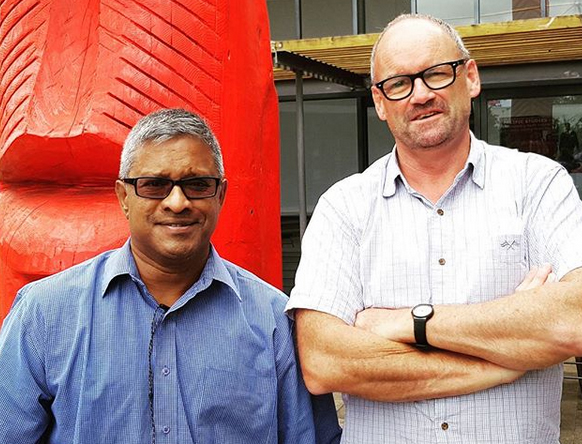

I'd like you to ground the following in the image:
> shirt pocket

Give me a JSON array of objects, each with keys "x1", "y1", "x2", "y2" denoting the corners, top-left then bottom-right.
[
  {"x1": 196, "y1": 367, "x2": 276, "y2": 444},
  {"x1": 465, "y1": 232, "x2": 527, "y2": 303},
  {"x1": 494, "y1": 234, "x2": 525, "y2": 264}
]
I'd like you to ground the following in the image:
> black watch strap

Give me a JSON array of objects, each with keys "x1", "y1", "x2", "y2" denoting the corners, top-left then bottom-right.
[
  {"x1": 413, "y1": 317, "x2": 430, "y2": 348},
  {"x1": 412, "y1": 304, "x2": 434, "y2": 349}
]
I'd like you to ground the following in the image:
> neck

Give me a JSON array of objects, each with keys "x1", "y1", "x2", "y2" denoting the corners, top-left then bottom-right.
[
  {"x1": 396, "y1": 131, "x2": 471, "y2": 204},
  {"x1": 132, "y1": 248, "x2": 208, "y2": 307}
]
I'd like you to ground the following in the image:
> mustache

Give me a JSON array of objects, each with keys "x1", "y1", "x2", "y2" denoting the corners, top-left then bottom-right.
[
  {"x1": 407, "y1": 99, "x2": 446, "y2": 119},
  {"x1": 155, "y1": 213, "x2": 196, "y2": 224}
]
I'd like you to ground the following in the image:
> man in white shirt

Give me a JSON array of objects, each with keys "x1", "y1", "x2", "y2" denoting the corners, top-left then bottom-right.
[{"x1": 287, "y1": 13, "x2": 582, "y2": 444}]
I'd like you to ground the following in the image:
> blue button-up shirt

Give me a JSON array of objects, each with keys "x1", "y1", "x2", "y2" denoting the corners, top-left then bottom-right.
[{"x1": 0, "y1": 240, "x2": 340, "y2": 444}]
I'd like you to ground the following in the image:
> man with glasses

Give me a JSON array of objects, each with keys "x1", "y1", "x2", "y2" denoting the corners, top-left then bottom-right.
[
  {"x1": 0, "y1": 108, "x2": 341, "y2": 444},
  {"x1": 287, "y1": 13, "x2": 582, "y2": 444}
]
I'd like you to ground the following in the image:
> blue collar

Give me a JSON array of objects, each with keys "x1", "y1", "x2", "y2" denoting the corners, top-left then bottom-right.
[{"x1": 100, "y1": 240, "x2": 241, "y2": 303}]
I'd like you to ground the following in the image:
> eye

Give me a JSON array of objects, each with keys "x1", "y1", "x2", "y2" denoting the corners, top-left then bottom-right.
[
  {"x1": 385, "y1": 76, "x2": 410, "y2": 92},
  {"x1": 140, "y1": 178, "x2": 169, "y2": 189},
  {"x1": 424, "y1": 66, "x2": 451, "y2": 81},
  {"x1": 182, "y1": 178, "x2": 213, "y2": 192}
]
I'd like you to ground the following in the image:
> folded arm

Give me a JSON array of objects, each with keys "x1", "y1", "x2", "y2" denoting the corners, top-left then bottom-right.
[
  {"x1": 356, "y1": 266, "x2": 582, "y2": 371},
  {"x1": 295, "y1": 309, "x2": 523, "y2": 402}
]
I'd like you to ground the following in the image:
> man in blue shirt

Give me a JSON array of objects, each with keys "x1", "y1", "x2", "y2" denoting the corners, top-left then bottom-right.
[{"x1": 0, "y1": 108, "x2": 341, "y2": 444}]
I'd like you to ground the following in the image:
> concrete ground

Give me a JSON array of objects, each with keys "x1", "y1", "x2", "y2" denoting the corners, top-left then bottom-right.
[{"x1": 332, "y1": 358, "x2": 582, "y2": 442}]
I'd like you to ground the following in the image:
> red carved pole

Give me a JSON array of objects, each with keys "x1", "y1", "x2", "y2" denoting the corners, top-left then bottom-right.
[{"x1": 0, "y1": 0, "x2": 282, "y2": 320}]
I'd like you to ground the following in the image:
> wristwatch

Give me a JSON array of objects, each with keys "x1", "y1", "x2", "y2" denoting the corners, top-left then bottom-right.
[{"x1": 411, "y1": 303, "x2": 434, "y2": 349}]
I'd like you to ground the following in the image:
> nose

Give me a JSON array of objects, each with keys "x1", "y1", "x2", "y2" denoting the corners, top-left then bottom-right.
[
  {"x1": 162, "y1": 184, "x2": 191, "y2": 213},
  {"x1": 409, "y1": 77, "x2": 435, "y2": 104}
]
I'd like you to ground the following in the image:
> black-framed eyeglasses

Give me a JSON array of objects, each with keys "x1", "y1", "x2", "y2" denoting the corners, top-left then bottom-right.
[
  {"x1": 122, "y1": 176, "x2": 222, "y2": 199},
  {"x1": 374, "y1": 59, "x2": 468, "y2": 101}
]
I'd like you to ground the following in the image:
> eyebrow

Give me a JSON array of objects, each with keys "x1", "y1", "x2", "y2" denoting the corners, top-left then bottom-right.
[{"x1": 131, "y1": 171, "x2": 214, "y2": 178}]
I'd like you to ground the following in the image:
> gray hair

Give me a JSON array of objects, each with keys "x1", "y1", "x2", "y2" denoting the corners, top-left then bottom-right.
[
  {"x1": 119, "y1": 108, "x2": 224, "y2": 178},
  {"x1": 370, "y1": 13, "x2": 471, "y2": 83}
]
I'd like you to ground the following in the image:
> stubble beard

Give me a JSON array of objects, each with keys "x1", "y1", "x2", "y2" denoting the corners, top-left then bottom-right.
[{"x1": 394, "y1": 101, "x2": 469, "y2": 151}]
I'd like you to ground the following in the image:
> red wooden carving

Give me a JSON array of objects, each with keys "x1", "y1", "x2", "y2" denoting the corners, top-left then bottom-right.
[{"x1": 0, "y1": 0, "x2": 282, "y2": 320}]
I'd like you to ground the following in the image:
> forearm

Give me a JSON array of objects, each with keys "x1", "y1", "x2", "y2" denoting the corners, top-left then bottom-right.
[
  {"x1": 296, "y1": 309, "x2": 522, "y2": 402},
  {"x1": 361, "y1": 271, "x2": 582, "y2": 371},
  {"x1": 428, "y1": 278, "x2": 582, "y2": 370}
]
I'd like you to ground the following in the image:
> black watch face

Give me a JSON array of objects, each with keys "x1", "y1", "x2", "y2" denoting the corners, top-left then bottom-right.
[{"x1": 413, "y1": 304, "x2": 433, "y2": 317}]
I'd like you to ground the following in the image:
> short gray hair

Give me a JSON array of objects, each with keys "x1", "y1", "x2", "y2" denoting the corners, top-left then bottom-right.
[
  {"x1": 119, "y1": 108, "x2": 224, "y2": 178},
  {"x1": 370, "y1": 13, "x2": 471, "y2": 83}
]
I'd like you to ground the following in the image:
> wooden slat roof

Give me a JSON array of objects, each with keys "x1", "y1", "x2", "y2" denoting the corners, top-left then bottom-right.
[{"x1": 272, "y1": 15, "x2": 582, "y2": 81}]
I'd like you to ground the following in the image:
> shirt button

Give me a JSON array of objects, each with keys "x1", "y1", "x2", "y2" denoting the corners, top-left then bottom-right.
[
  {"x1": 162, "y1": 425, "x2": 170, "y2": 434},
  {"x1": 438, "y1": 258, "x2": 446, "y2": 265},
  {"x1": 162, "y1": 366, "x2": 170, "y2": 376},
  {"x1": 437, "y1": 208, "x2": 444, "y2": 216},
  {"x1": 441, "y1": 422, "x2": 449, "y2": 430}
]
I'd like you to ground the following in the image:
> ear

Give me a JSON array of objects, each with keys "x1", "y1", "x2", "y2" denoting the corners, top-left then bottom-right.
[
  {"x1": 115, "y1": 180, "x2": 130, "y2": 219},
  {"x1": 217, "y1": 178, "x2": 228, "y2": 207},
  {"x1": 465, "y1": 59, "x2": 481, "y2": 99},
  {"x1": 372, "y1": 86, "x2": 389, "y2": 121}
]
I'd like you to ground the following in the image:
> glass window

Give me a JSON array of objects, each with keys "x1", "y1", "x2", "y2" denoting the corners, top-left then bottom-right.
[
  {"x1": 366, "y1": 0, "x2": 411, "y2": 34},
  {"x1": 480, "y1": 0, "x2": 513, "y2": 23},
  {"x1": 508, "y1": 0, "x2": 544, "y2": 20},
  {"x1": 302, "y1": 0, "x2": 353, "y2": 37},
  {"x1": 549, "y1": 1, "x2": 582, "y2": 16},
  {"x1": 267, "y1": 0, "x2": 297, "y2": 40},
  {"x1": 268, "y1": 0, "x2": 353, "y2": 40},
  {"x1": 414, "y1": 0, "x2": 545, "y2": 24},
  {"x1": 486, "y1": 95, "x2": 582, "y2": 192},
  {"x1": 279, "y1": 99, "x2": 359, "y2": 215},
  {"x1": 416, "y1": 0, "x2": 474, "y2": 25}
]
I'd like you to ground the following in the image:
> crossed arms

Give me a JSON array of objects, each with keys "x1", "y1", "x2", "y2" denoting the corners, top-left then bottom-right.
[{"x1": 295, "y1": 266, "x2": 582, "y2": 402}]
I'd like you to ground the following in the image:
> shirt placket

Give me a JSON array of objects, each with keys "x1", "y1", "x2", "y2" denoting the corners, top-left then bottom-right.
[
  {"x1": 429, "y1": 203, "x2": 448, "y2": 305},
  {"x1": 153, "y1": 315, "x2": 178, "y2": 443},
  {"x1": 430, "y1": 200, "x2": 458, "y2": 442}
]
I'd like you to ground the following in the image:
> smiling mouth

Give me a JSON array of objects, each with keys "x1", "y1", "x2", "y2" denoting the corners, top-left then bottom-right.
[
  {"x1": 159, "y1": 221, "x2": 197, "y2": 229},
  {"x1": 416, "y1": 111, "x2": 439, "y2": 120}
]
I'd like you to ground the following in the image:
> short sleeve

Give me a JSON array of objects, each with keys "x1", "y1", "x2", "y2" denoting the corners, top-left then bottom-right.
[
  {"x1": 524, "y1": 160, "x2": 582, "y2": 279},
  {"x1": 286, "y1": 188, "x2": 364, "y2": 325}
]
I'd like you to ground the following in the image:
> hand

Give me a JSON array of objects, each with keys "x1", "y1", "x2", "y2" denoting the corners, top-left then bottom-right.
[
  {"x1": 355, "y1": 307, "x2": 413, "y2": 343},
  {"x1": 515, "y1": 263, "x2": 555, "y2": 292}
]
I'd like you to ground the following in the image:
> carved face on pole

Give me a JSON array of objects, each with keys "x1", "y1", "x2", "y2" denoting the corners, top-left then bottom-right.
[{"x1": 0, "y1": 0, "x2": 281, "y2": 319}]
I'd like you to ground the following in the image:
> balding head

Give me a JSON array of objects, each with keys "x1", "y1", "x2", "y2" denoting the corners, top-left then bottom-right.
[{"x1": 370, "y1": 14, "x2": 470, "y2": 83}]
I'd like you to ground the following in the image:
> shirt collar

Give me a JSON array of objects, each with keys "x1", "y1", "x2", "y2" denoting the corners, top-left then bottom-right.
[
  {"x1": 100, "y1": 239, "x2": 138, "y2": 297},
  {"x1": 467, "y1": 132, "x2": 485, "y2": 189},
  {"x1": 382, "y1": 145, "x2": 402, "y2": 197},
  {"x1": 100, "y1": 240, "x2": 241, "y2": 302},
  {"x1": 199, "y1": 246, "x2": 242, "y2": 301},
  {"x1": 382, "y1": 132, "x2": 486, "y2": 197}
]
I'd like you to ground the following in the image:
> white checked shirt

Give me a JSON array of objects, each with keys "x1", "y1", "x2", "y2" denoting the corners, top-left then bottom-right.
[{"x1": 287, "y1": 134, "x2": 582, "y2": 444}]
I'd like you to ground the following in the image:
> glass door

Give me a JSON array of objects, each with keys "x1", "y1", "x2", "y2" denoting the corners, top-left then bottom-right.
[{"x1": 479, "y1": 86, "x2": 582, "y2": 194}]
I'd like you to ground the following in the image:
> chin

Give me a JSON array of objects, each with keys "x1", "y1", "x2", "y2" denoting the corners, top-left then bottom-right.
[
  {"x1": 164, "y1": 247, "x2": 199, "y2": 260},
  {"x1": 410, "y1": 128, "x2": 454, "y2": 149},
  {"x1": 165, "y1": 243, "x2": 210, "y2": 262},
  {"x1": 408, "y1": 137, "x2": 447, "y2": 150}
]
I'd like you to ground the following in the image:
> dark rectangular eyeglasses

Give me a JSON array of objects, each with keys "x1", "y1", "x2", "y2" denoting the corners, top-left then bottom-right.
[
  {"x1": 374, "y1": 59, "x2": 467, "y2": 101},
  {"x1": 122, "y1": 176, "x2": 221, "y2": 199}
]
